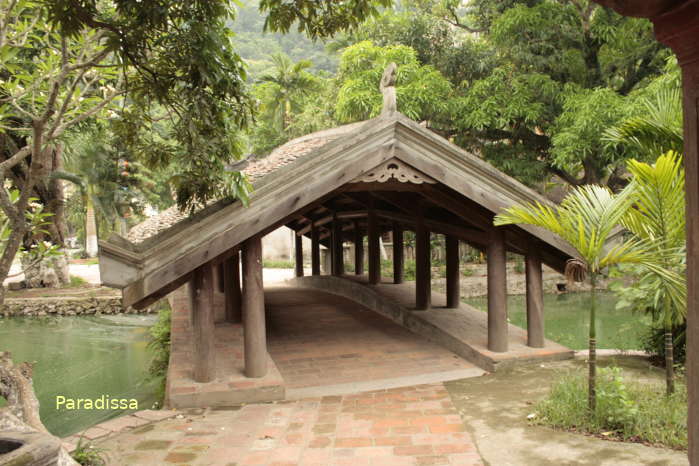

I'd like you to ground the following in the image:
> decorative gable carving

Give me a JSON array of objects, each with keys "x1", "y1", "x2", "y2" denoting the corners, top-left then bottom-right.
[{"x1": 351, "y1": 159, "x2": 436, "y2": 184}]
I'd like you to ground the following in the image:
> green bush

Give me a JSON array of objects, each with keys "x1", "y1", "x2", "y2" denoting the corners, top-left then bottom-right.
[
  {"x1": 262, "y1": 259, "x2": 295, "y2": 268},
  {"x1": 147, "y1": 303, "x2": 172, "y2": 404},
  {"x1": 641, "y1": 321, "x2": 686, "y2": 365},
  {"x1": 68, "y1": 275, "x2": 87, "y2": 287},
  {"x1": 535, "y1": 366, "x2": 687, "y2": 450}
]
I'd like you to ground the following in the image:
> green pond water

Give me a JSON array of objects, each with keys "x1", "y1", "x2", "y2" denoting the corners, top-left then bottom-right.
[
  {"x1": 464, "y1": 292, "x2": 648, "y2": 351},
  {"x1": 0, "y1": 314, "x2": 159, "y2": 438}
]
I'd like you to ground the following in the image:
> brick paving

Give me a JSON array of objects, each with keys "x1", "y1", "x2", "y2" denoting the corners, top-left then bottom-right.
[
  {"x1": 265, "y1": 288, "x2": 477, "y2": 390},
  {"x1": 98, "y1": 383, "x2": 483, "y2": 466}
]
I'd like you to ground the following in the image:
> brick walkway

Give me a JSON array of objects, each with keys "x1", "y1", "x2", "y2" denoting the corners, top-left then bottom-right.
[
  {"x1": 266, "y1": 288, "x2": 478, "y2": 393},
  {"x1": 99, "y1": 383, "x2": 482, "y2": 466}
]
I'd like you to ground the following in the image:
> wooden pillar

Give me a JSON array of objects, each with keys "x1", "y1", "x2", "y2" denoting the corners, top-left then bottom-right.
[
  {"x1": 368, "y1": 207, "x2": 381, "y2": 284},
  {"x1": 294, "y1": 234, "x2": 304, "y2": 277},
  {"x1": 224, "y1": 251, "x2": 242, "y2": 323},
  {"x1": 354, "y1": 221, "x2": 364, "y2": 275},
  {"x1": 525, "y1": 253, "x2": 544, "y2": 348},
  {"x1": 415, "y1": 206, "x2": 431, "y2": 310},
  {"x1": 446, "y1": 235, "x2": 460, "y2": 308},
  {"x1": 311, "y1": 224, "x2": 320, "y2": 276},
  {"x1": 332, "y1": 216, "x2": 344, "y2": 276},
  {"x1": 191, "y1": 262, "x2": 215, "y2": 382},
  {"x1": 487, "y1": 227, "x2": 507, "y2": 352},
  {"x1": 242, "y1": 236, "x2": 267, "y2": 378},
  {"x1": 393, "y1": 222, "x2": 404, "y2": 284},
  {"x1": 217, "y1": 263, "x2": 225, "y2": 293}
]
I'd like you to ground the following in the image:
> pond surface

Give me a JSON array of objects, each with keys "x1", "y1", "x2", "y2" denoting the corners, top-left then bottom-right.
[
  {"x1": 464, "y1": 292, "x2": 648, "y2": 350},
  {"x1": 0, "y1": 314, "x2": 159, "y2": 437}
]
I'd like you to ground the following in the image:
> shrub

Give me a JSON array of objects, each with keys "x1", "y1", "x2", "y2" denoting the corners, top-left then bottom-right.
[
  {"x1": 641, "y1": 321, "x2": 686, "y2": 365},
  {"x1": 535, "y1": 366, "x2": 687, "y2": 450},
  {"x1": 68, "y1": 275, "x2": 87, "y2": 287},
  {"x1": 147, "y1": 303, "x2": 172, "y2": 404},
  {"x1": 262, "y1": 259, "x2": 295, "y2": 268}
]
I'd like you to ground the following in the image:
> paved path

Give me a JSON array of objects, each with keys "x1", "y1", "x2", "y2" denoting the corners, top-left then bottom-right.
[
  {"x1": 266, "y1": 288, "x2": 480, "y2": 396},
  {"x1": 99, "y1": 383, "x2": 482, "y2": 466}
]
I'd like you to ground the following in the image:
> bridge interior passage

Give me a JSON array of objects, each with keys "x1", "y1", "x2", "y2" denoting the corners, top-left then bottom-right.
[{"x1": 200, "y1": 175, "x2": 554, "y2": 383}]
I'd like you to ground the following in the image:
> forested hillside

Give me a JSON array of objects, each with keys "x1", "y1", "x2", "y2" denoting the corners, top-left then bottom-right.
[{"x1": 233, "y1": 0, "x2": 338, "y2": 76}]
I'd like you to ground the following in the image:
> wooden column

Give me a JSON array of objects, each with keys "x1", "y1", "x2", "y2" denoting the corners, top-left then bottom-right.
[
  {"x1": 354, "y1": 220, "x2": 364, "y2": 275},
  {"x1": 295, "y1": 234, "x2": 304, "y2": 277},
  {"x1": 332, "y1": 216, "x2": 344, "y2": 276},
  {"x1": 311, "y1": 224, "x2": 320, "y2": 276},
  {"x1": 224, "y1": 251, "x2": 242, "y2": 323},
  {"x1": 242, "y1": 236, "x2": 267, "y2": 378},
  {"x1": 191, "y1": 262, "x2": 215, "y2": 382},
  {"x1": 217, "y1": 263, "x2": 225, "y2": 293},
  {"x1": 415, "y1": 205, "x2": 431, "y2": 310},
  {"x1": 446, "y1": 235, "x2": 460, "y2": 308},
  {"x1": 393, "y1": 222, "x2": 404, "y2": 284},
  {"x1": 487, "y1": 227, "x2": 508, "y2": 352},
  {"x1": 525, "y1": 253, "x2": 544, "y2": 348},
  {"x1": 368, "y1": 207, "x2": 381, "y2": 284}
]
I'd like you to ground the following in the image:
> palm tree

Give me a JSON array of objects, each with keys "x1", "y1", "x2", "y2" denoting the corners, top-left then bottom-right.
[
  {"x1": 494, "y1": 185, "x2": 648, "y2": 412},
  {"x1": 605, "y1": 86, "x2": 683, "y2": 160},
  {"x1": 622, "y1": 151, "x2": 686, "y2": 394},
  {"x1": 259, "y1": 53, "x2": 316, "y2": 131}
]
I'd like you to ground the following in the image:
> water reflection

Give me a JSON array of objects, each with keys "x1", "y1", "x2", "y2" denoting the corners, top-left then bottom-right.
[{"x1": 0, "y1": 314, "x2": 159, "y2": 437}]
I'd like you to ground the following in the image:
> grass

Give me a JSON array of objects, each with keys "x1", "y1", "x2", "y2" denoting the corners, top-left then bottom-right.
[
  {"x1": 71, "y1": 436, "x2": 107, "y2": 466},
  {"x1": 534, "y1": 366, "x2": 687, "y2": 450},
  {"x1": 262, "y1": 259, "x2": 295, "y2": 268}
]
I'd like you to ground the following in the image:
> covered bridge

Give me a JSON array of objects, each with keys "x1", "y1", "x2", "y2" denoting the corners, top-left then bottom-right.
[{"x1": 99, "y1": 69, "x2": 578, "y2": 404}]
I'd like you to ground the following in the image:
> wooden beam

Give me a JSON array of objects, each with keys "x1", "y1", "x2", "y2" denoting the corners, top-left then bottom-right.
[
  {"x1": 295, "y1": 234, "x2": 304, "y2": 277},
  {"x1": 446, "y1": 235, "x2": 460, "y2": 308},
  {"x1": 311, "y1": 224, "x2": 320, "y2": 276},
  {"x1": 242, "y1": 236, "x2": 267, "y2": 378},
  {"x1": 191, "y1": 262, "x2": 216, "y2": 383},
  {"x1": 415, "y1": 203, "x2": 431, "y2": 310},
  {"x1": 393, "y1": 221, "x2": 404, "y2": 284},
  {"x1": 526, "y1": 253, "x2": 545, "y2": 348},
  {"x1": 487, "y1": 227, "x2": 508, "y2": 352},
  {"x1": 217, "y1": 263, "x2": 225, "y2": 293},
  {"x1": 354, "y1": 220, "x2": 364, "y2": 275},
  {"x1": 368, "y1": 203, "x2": 381, "y2": 284},
  {"x1": 224, "y1": 251, "x2": 242, "y2": 323},
  {"x1": 296, "y1": 210, "x2": 366, "y2": 236}
]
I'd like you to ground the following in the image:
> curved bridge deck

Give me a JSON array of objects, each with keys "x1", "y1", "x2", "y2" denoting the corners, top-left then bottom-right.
[{"x1": 165, "y1": 276, "x2": 571, "y2": 408}]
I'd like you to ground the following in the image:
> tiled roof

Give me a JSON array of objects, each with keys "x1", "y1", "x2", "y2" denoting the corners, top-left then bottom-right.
[{"x1": 126, "y1": 123, "x2": 364, "y2": 244}]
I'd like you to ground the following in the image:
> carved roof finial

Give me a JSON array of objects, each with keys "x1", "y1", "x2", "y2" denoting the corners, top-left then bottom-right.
[{"x1": 380, "y1": 62, "x2": 398, "y2": 116}]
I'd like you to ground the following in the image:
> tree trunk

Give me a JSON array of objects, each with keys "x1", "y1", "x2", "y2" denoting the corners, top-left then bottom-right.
[
  {"x1": 85, "y1": 188, "x2": 98, "y2": 258},
  {"x1": 0, "y1": 352, "x2": 47, "y2": 433},
  {"x1": 665, "y1": 319, "x2": 675, "y2": 395},
  {"x1": 588, "y1": 275, "x2": 597, "y2": 413}
]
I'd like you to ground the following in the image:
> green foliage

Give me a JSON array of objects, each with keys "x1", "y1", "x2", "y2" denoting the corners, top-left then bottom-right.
[
  {"x1": 335, "y1": 41, "x2": 452, "y2": 122},
  {"x1": 535, "y1": 367, "x2": 687, "y2": 450},
  {"x1": 641, "y1": 322, "x2": 687, "y2": 366},
  {"x1": 262, "y1": 259, "x2": 295, "y2": 269},
  {"x1": 71, "y1": 437, "x2": 106, "y2": 466},
  {"x1": 68, "y1": 275, "x2": 87, "y2": 287},
  {"x1": 260, "y1": 0, "x2": 393, "y2": 39},
  {"x1": 147, "y1": 303, "x2": 172, "y2": 404}
]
